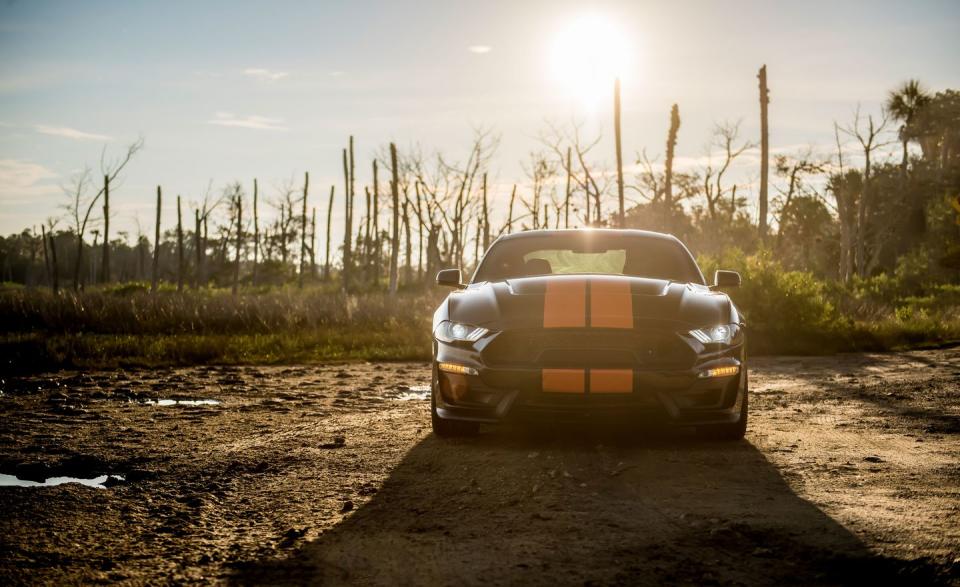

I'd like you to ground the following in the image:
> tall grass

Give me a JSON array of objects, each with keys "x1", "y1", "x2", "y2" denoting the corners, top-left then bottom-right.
[
  {"x1": 0, "y1": 284, "x2": 444, "y2": 372},
  {"x1": 2, "y1": 254, "x2": 958, "y2": 373}
]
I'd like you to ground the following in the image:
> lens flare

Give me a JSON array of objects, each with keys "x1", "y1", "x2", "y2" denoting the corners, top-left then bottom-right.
[{"x1": 549, "y1": 14, "x2": 633, "y2": 110}]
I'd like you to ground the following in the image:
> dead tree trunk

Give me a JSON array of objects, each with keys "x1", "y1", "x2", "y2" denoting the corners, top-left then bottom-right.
[
  {"x1": 402, "y1": 191, "x2": 412, "y2": 286},
  {"x1": 325, "y1": 185, "x2": 334, "y2": 281},
  {"x1": 176, "y1": 195, "x2": 184, "y2": 291},
  {"x1": 310, "y1": 207, "x2": 317, "y2": 278},
  {"x1": 151, "y1": 186, "x2": 161, "y2": 294},
  {"x1": 41, "y1": 225, "x2": 51, "y2": 286},
  {"x1": 372, "y1": 160, "x2": 380, "y2": 283},
  {"x1": 100, "y1": 174, "x2": 110, "y2": 284},
  {"x1": 299, "y1": 171, "x2": 309, "y2": 288},
  {"x1": 252, "y1": 178, "x2": 259, "y2": 286},
  {"x1": 280, "y1": 204, "x2": 287, "y2": 267},
  {"x1": 758, "y1": 65, "x2": 770, "y2": 241},
  {"x1": 342, "y1": 148, "x2": 352, "y2": 290},
  {"x1": 507, "y1": 185, "x2": 516, "y2": 233},
  {"x1": 665, "y1": 104, "x2": 680, "y2": 210},
  {"x1": 194, "y1": 210, "x2": 202, "y2": 288},
  {"x1": 233, "y1": 194, "x2": 242, "y2": 295},
  {"x1": 388, "y1": 142, "x2": 400, "y2": 295},
  {"x1": 614, "y1": 77, "x2": 625, "y2": 228},
  {"x1": 481, "y1": 172, "x2": 490, "y2": 251},
  {"x1": 364, "y1": 186, "x2": 372, "y2": 268},
  {"x1": 48, "y1": 232, "x2": 59, "y2": 294},
  {"x1": 564, "y1": 147, "x2": 572, "y2": 228},
  {"x1": 415, "y1": 181, "x2": 424, "y2": 282}
]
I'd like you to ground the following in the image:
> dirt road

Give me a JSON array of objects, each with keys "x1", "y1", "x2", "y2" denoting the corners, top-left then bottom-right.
[{"x1": 1, "y1": 349, "x2": 959, "y2": 585}]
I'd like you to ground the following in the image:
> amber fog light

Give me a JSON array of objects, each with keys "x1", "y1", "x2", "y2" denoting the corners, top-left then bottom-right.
[
  {"x1": 698, "y1": 365, "x2": 740, "y2": 379},
  {"x1": 438, "y1": 362, "x2": 478, "y2": 376},
  {"x1": 439, "y1": 372, "x2": 469, "y2": 402}
]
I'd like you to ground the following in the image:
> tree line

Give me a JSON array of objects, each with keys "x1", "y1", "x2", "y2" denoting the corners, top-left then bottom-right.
[{"x1": 2, "y1": 69, "x2": 959, "y2": 293}]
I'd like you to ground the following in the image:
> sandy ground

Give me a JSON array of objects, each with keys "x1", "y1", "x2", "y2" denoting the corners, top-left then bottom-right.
[{"x1": 1, "y1": 349, "x2": 959, "y2": 586}]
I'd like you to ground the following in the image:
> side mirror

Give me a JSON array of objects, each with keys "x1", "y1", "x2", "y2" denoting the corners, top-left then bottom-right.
[
  {"x1": 713, "y1": 270, "x2": 742, "y2": 289},
  {"x1": 436, "y1": 268, "x2": 464, "y2": 288}
]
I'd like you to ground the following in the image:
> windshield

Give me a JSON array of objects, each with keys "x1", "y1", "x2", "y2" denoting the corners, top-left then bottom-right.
[{"x1": 473, "y1": 232, "x2": 705, "y2": 284}]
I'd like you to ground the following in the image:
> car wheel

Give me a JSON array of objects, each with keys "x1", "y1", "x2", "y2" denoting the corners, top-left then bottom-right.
[
  {"x1": 431, "y1": 374, "x2": 479, "y2": 437},
  {"x1": 697, "y1": 380, "x2": 748, "y2": 441}
]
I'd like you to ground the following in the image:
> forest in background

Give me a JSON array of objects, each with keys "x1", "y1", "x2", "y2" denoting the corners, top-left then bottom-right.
[{"x1": 1, "y1": 71, "x2": 959, "y2": 371}]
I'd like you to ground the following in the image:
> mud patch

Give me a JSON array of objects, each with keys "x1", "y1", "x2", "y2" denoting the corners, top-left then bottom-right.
[{"x1": 388, "y1": 385, "x2": 430, "y2": 401}]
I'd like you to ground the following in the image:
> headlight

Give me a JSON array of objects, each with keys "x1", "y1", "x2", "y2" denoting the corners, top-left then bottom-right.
[
  {"x1": 689, "y1": 324, "x2": 741, "y2": 345},
  {"x1": 434, "y1": 320, "x2": 489, "y2": 343}
]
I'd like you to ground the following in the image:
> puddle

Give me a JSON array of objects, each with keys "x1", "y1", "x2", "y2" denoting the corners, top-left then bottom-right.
[
  {"x1": 0, "y1": 473, "x2": 124, "y2": 489},
  {"x1": 393, "y1": 385, "x2": 431, "y2": 401},
  {"x1": 135, "y1": 399, "x2": 221, "y2": 406}
]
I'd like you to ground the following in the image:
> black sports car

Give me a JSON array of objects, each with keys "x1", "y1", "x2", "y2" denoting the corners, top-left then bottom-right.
[{"x1": 430, "y1": 229, "x2": 747, "y2": 439}]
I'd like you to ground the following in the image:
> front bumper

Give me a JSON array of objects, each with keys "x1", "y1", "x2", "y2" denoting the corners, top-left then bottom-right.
[{"x1": 433, "y1": 331, "x2": 746, "y2": 427}]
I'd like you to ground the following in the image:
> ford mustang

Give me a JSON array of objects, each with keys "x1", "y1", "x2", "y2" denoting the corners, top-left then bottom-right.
[{"x1": 430, "y1": 229, "x2": 746, "y2": 440}]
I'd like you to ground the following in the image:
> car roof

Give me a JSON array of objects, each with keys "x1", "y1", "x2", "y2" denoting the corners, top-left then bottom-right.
[{"x1": 495, "y1": 228, "x2": 682, "y2": 243}]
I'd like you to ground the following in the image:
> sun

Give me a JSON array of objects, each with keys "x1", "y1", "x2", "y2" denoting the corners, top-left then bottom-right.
[{"x1": 549, "y1": 14, "x2": 633, "y2": 110}]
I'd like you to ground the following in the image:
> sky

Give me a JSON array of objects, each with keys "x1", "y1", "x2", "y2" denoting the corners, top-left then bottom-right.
[{"x1": 1, "y1": 0, "x2": 958, "y2": 246}]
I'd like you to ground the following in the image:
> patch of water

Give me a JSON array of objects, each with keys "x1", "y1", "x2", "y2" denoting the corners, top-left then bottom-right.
[
  {"x1": 0, "y1": 473, "x2": 124, "y2": 489},
  {"x1": 135, "y1": 399, "x2": 221, "y2": 406},
  {"x1": 394, "y1": 385, "x2": 431, "y2": 401}
]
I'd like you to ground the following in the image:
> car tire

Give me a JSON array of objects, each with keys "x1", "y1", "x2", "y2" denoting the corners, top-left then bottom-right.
[
  {"x1": 431, "y1": 374, "x2": 479, "y2": 437},
  {"x1": 697, "y1": 379, "x2": 748, "y2": 441}
]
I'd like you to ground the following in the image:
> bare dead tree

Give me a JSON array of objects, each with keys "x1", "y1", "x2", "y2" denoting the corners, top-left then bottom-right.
[
  {"x1": 758, "y1": 65, "x2": 771, "y2": 241},
  {"x1": 614, "y1": 77, "x2": 625, "y2": 227},
  {"x1": 62, "y1": 138, "x2": 143, "y2": 291},
  {"x1": 252, "y1": 178, "x2": 259, "y2": 286},
  {"x1": 540, "y1": 120, "x2": 607, "y2": 226},
  {"x1": 299, "y1": 171, "x2": 309, "y2": 288},
  {"x1": 176, "y1": 195, "x2": 184, "y2": 291},
  {"x1": 310, "y1": 206, "x2": 317, "y2": 278},
  {"x1": 233, "y1": 189, "x2": 243, "y2": 296},
  {"x1": 40, "y1": 224, "x2": 50, "y2": 286},
  {"x1": 700, "y1": 120, "x2": 754, "y2": 220},
  {"x1": 389, "y1": 142, "x2": 400, "y2": 294},
  {"x1": 372, "y1": 160, "x2": 381, "y2": 282},
  {"x1": 324, "y1": 185, "x2": 334, "y2": 281},
  {"x1": 564, "y1": 147, "x2": 572, "y2": 228},
  {"x1": 506, "y1": 185, "x2": 516, "y2": 234},
  {"x1": 481, "y1": 172, "x2": 490, "y2": 251},
  {"x1": 194, "y1": 209, "x2": 201, "y2": 288},
  {"x1": 100, "y1": 174, "x2": 110, "y2": 283},
  {"x1": 402, "y1": 187, "x2": 412, "y2": 285},
  {"x1": 772, "y1": 149, "x2": 826, "y2": 249},
  {"x1": 48, "y1": 230, "x2": 59, "y2": 294},
  {"x1": 151, "y1": 185, "x2": 161, "y2": 293},
  {"x1": 414, "y1": 181, "x2": 425, "y2": 280},
  {"x1": 521, "y1": 152, "x2": 558, "y2": 229},
  {"x1": 664, "y1": 104, "x2": 681, "y2": 209},
  {"x1": 841, "y1": 104, "x2": 892, "y2": 277},
  {"x1": 342, "y1": 148, "x2": 352, "y2": 290}
]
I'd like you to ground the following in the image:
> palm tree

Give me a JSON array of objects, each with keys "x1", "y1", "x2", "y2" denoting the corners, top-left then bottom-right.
[{"x1": 886, "y1": 79, "x2": 931, "y2": 174}]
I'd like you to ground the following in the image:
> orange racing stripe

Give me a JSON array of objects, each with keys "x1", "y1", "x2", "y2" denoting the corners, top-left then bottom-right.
[
  {"x1": 543, "y1": 279, "x2": 586, "y2": 328},
  {"x1": 590, "y1": 279, "x2": 633, "y2": 329},
  {"x1": 542, "y1": 369, "x2": 585, "y2": 393},
  {"x1": 590, "y1": 369, "x2": 634, "y2": 394}
]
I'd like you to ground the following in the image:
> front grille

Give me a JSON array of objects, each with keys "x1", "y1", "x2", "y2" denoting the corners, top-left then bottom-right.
[{"x1": 482, "y1": 328, "x2": 695, "y2": 370}]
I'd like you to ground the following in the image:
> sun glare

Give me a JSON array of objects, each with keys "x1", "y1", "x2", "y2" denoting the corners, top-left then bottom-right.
[{"x1": 549, "y1": 14, "x2": 633, "y2": 110}]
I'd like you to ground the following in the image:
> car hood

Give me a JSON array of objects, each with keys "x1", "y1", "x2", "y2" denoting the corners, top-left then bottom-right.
[{"x1": 437, "y1": 274, "x2": 737, "y2": 332}]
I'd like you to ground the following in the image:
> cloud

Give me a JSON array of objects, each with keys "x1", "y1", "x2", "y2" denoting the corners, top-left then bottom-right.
[
  {"x1": 35, "y1": 125, "x2": 113, "y2": 142},
  {"x1": 207, "y1": 112, "x2": 288, "y2": 131},
  {"x1": 468, "y1": 45, "x2": 492, "y2": 54},
  {"x1": 0, "y1": 159, "x2": 60, "y2": 205},
  {"x1": 243, "y1": 68, "x2": 289, "y2": 81}
]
